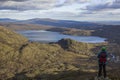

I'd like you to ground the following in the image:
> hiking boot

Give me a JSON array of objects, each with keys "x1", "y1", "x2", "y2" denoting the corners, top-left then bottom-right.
[
  {"x1": 104, "y1": 77, "x2": 111, "y2": 80},
  {"x1": 94, "y1": 76, "x2": 101, "y2": 80}
]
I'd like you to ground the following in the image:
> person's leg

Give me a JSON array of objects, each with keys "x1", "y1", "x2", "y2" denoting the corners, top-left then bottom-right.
[
  {"x1": 103, "y1": 64, "x2": 106, "y2": 78},
  {"x1": 98, "y1": 64, "x2": 102, "y2": 77}
]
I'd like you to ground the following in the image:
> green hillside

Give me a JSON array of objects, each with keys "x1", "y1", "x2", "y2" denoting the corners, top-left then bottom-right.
[{"x1": 0, "y1": 26, "x2": 120, "y2": 80}]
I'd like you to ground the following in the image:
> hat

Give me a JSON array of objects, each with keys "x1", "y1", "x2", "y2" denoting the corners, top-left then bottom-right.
[{"x1": 101, "y1": 47, "x2": 106, "y2": 51}]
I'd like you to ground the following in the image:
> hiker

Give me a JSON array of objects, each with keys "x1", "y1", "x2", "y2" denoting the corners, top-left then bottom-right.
[{"x1": 97, "y1": 47, "x2": 108, "y2": 78}]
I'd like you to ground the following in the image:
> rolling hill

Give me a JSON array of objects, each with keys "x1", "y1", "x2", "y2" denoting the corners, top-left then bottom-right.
[
  {"x1": 95, "y1": 21, "x2": 120, "y2": 25},
  {"x1": 0, "y1": 18, "x2": 19, "y2": 22},
  {"x1": 21, "y1": 18, "x2": 102, "y2": 28},
  {"x1": 0, "y1": 22, "x2": 54, "y2": 30},
  {"x1": 0, "y1": 18, "x2": 102, "y2": 29}
]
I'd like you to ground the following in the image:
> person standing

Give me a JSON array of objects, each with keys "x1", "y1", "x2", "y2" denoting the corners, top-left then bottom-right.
[{"x1": 97, "y1": 47, "x2": 108, "y2": 78}]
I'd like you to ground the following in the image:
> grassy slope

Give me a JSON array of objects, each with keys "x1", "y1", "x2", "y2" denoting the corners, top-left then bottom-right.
[
  {"x1": 92, "y1": 25, "x2": 120, "y2": 44},
  {"x1": 0, "y1": 26, "x2": 120, "y2": 80},
  {"x1": 0, "y1": 22, "x2": 54, "y2": 30}
]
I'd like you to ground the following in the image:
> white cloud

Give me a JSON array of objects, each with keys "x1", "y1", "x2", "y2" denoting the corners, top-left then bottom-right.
[
  {"x1": 0, "y1": 0, "x2": 120, "y2": 21},
  {"x1": 85, "y1": 0, "x2": 120, "y2": 11},
  {"x1": 0, "y1": 0, "x2": 57, "y2": 10}
]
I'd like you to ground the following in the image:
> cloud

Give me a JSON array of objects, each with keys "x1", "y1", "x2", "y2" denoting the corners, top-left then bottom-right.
[
  {"x1": 0, "y1": 0, "x2": 91, "y2": 10},
  {"x1": 0, "y1": 0, "x2": 29, "y2": 2},
  {"x1": 0, "y1": 0, "x2": 120, "y2": 21},
  {"x1": 0, "y1": 0, "x2": 56, "y2": 11},
  {"x1": 0, "y1": 0, "x2": 120, "y2": 11},
  {"x1": 109, "y1": 0, "x2": 120, "y2": 9},
  {"x1": 55, "y1": 0, "x2": 90, "y2": 7},
  {"x1": 85, "y1": 0, "x2": 120, "y2": 11}
]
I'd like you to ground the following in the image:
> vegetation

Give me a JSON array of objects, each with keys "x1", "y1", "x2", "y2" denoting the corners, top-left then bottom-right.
[
  {"x1": 0, "y1": 22, "x2": 53, "y2": 30},
  {"x1": 92, "y1": 25, "x2": 120, "y2": 44},
  {"x1": 62, "y1": 29, "x2": 93, "y2": 36},
  {"x1": 0, "y1": 26, "x2": 120, "y2": 80},
  {"x1": 48, "y1": 25, "x2": 120, "y2": 46},
  {"x1": 47, "y1": 27, "x2": 92, "y2": 36},
  {"x1": 1, "y1": 22, "x2": 120, "y2": 45}
]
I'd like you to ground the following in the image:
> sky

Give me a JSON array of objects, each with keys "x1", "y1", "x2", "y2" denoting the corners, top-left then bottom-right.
[{"x1": 0, "y1": 0, "x2": 120, "y2": 21}]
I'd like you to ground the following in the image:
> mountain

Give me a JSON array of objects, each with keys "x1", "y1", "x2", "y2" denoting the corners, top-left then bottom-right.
[
  {"x1": 21, "y1": 18, "x2": 102, "y2": 28},
  {"x1": 0, "y1": 18, "x2": 19, "y2": 22},
  {"x1": 0, "y1": 18, "x2": 102, "y2": 29},
  {"x1": 0, "y1": 26, "x2": 27, "y2": 47},
  {"x1": 95, "y1": 21, "x2": 120, "y2": 25},
  {"x1": 0, "y1": 22, "x2": 54, "y2": 30},
  {"x1": 1, "y1": 18, "x2": 120, "y2": 29}
]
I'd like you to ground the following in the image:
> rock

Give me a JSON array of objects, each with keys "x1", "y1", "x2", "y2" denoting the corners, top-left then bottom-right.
[
  {"x1": 57, "y1": 38, "x2": 75, "y2": 50},
  {"x1": 94, "y1": 76, "x2": 111, "y2": 80}
]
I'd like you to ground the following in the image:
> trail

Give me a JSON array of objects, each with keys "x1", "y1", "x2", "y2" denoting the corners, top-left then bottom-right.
[{"x1": 19, "y1": 42, "x2": 29, "y2": 53}]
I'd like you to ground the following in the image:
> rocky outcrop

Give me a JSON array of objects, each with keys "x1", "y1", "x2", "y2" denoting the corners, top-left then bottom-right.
[{"x1": 57, "y1": 38, "x2": 93, "y2": 55}]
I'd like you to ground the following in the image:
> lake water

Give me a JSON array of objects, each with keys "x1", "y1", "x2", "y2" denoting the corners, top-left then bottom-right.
[{"x1": 17, "y1": 30, "x2": 106, "y2": 43}]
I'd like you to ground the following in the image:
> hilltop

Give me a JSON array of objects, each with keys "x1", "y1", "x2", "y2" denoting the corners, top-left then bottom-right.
[{"x1": 0, "y1": 26, "x2": 27, "y2": 47}]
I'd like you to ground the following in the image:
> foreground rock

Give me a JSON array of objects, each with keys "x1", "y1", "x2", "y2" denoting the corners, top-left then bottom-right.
[{"x1": 95, "y1": 76, "x2": 111, "y2": 80}]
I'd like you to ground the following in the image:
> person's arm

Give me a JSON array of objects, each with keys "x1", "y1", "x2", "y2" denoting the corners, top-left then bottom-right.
[
  {"x1": 106, "y1": 52, "x2": 108, "y2": 58},
  {"x1": 97, "y1": 52, "x2": 101, "y2": 58}
]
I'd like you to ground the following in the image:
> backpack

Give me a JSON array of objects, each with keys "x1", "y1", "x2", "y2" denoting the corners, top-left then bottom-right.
[{"x1": 99, "y1": 52, "x2": 107, "y2": 63}]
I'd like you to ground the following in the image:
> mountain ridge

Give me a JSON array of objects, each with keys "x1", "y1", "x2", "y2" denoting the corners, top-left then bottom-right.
[{"x1": 0, "y1": 18, "x2": 102, "y2": 29}]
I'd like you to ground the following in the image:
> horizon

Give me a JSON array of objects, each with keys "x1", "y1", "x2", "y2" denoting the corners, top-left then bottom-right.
[
  {"x1": 0, "y1": 0, "x2": 120, "y2": 21},
  {"x1": 0, "y1": 17, "x2": 120, "y2": 22}
]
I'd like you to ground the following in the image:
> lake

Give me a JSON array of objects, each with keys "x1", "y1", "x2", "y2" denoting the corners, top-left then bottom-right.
[{"x1": 17, "y1": 30, "x2": 106, "y2": 43}]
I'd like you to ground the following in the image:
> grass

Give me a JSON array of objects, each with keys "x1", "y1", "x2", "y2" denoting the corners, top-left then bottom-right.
[{"x1": 0, "y1": 26, "x2": 120, "y2": 80}]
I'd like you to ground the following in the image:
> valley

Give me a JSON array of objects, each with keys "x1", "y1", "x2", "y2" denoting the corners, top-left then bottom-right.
[
  {"x1": 0, "y1": 18, "x2": 120, "y2": 80},
  {"x1": 0, "y1": 25, "x2": 120, "y2": 80}
]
